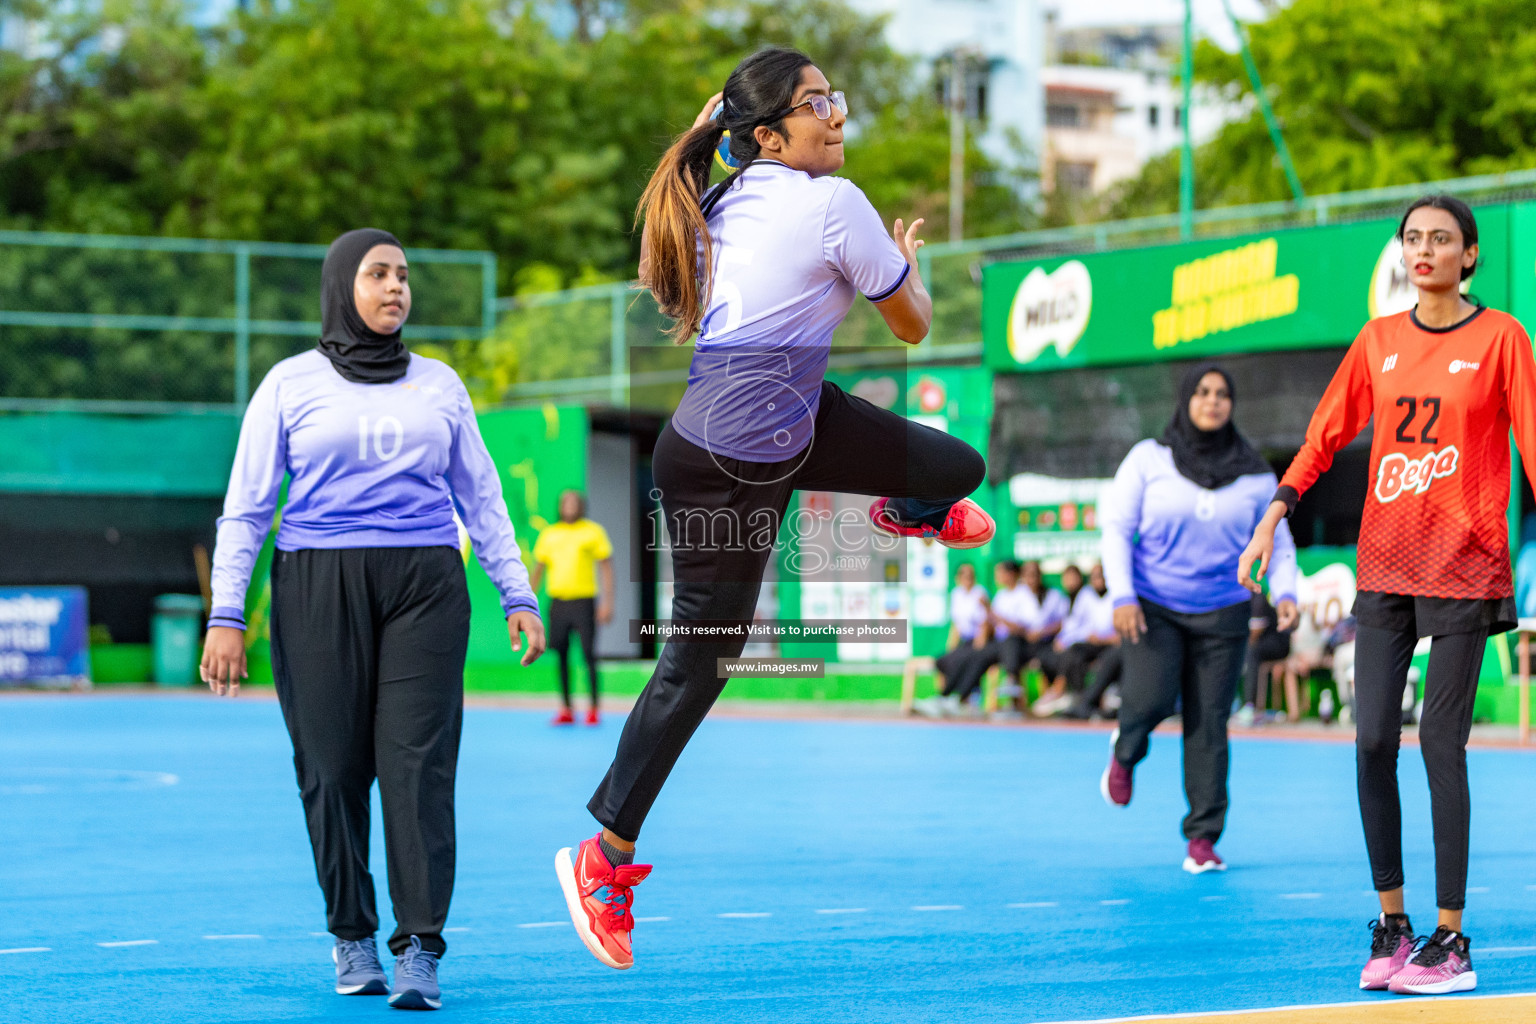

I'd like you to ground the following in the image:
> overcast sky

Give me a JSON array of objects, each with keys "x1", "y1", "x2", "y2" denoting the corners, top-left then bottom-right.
[{"x1": 1047, "y1": 0, "x2": 1276, "y2": 51}]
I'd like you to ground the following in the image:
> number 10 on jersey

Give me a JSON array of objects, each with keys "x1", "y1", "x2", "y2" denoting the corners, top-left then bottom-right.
[{"x1": 358, "y1": 415, "x2": 404, "y2": 460}]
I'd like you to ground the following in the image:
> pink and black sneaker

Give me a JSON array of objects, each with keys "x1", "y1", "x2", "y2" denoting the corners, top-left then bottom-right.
[
  {"x1": 1388, "y1": 926, "x2": 1476, "y2": 995},
  {"x1": 869, "y1": 498, "x2": 995, "y2": 550},
  {"x1": 1182, "y1": 838, "x2": 1225, "y2": 874},
  {"x1": 1360, "y1": 913, "x2": 1414, "y2": 990},
  {"x1": 1100, "y1": 728, "x2": 1133, "y2": 807}
]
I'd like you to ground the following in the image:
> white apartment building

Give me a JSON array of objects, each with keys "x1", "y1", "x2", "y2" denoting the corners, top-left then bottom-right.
[
  {"x1": 1040, "y1": 20, "x2": 1240, "y2": 196},
  {"x1": 847, "y1": 0, "x2": 1046, "y2": 176}
]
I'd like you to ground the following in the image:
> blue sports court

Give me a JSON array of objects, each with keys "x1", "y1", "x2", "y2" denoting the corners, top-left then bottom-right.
[{"x1": 5, "y1": 694, "x2": 1535, "y2": 1024}]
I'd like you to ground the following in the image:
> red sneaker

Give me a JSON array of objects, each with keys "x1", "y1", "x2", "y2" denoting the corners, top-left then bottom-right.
[
  {"x1": 868, "y1": 498, "x2": 995, "y2": 550},
  {"x1": 555, "y1": 834, "x2": 651, "y2": 970},
  {"x1": 585, "y1": 708, "x2": 600, "y2": 726},
  {"x1": 551, "y1": 707, "x2": 575, "y2": 726}
]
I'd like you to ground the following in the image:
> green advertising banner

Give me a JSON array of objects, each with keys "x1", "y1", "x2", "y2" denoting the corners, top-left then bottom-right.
[{"x1": 984, "y1": 207, "x2": 1511, "y2": 372}]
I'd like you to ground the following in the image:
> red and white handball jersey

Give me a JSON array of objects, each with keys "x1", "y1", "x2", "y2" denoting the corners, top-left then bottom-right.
[{"x1": 1279, "y1": 307, "x2": 1536, "y2": 599}]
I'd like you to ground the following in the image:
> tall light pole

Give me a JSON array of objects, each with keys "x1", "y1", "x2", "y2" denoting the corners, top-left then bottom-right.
[
  {"x1": 1179, "y1": 0, "x2": 1195, "y2": 239},
  {"x1": 948, "y1": 51, "x2": 967, "y2": 243}
]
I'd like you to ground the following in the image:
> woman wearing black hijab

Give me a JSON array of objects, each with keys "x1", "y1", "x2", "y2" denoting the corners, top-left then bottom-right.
[
  {"x1": 1097, "y1": 363, "x2": 1300, "y2": 872},
  {"x1": 201, "y1": 228, "x2": 545, "y2": 1010}
]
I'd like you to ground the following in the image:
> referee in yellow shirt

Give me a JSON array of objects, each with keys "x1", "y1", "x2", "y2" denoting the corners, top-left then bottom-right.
[{"x1": 531, "y1": 490, "x2": 614, "y2": 725}]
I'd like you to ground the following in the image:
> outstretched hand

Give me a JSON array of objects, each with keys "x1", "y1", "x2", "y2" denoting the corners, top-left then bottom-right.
[{"x1": 892, "y1": 217, "x2": 925, "y2": 268}]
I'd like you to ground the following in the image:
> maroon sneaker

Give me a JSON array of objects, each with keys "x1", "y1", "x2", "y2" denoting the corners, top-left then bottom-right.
[
  {"x1": 1183, "y1": 838, "x2": 1226, "y2": 874},
  {"x1": 1100, "y1": 728, "x2": 1132, "y2": 807}
]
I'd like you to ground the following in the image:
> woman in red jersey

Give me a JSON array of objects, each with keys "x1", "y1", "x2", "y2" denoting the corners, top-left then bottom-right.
[{"x1": 1241, "y1": 195, "x2": 1536, "y2": 997}]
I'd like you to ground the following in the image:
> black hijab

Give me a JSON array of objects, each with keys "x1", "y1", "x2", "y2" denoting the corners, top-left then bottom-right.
[
  {"x1": 1159, "y1": 362, "x2": 1270, "y2": 490},
  {"x1": 316, "y1": 228, "x2": 411, "y2": 384}
]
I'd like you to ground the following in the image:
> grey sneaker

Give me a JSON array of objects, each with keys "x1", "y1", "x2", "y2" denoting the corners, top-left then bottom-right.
[
  {"x1": 332, "y1": 937, "x2": 387, "y2": 995},
  {"x1": 388, "y1": 935, "x2": 441, "y2": 1010}
]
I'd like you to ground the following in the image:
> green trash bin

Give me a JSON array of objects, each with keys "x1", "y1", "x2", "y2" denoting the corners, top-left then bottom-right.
[{"x1": 152, "y1": 594, "x2": 206, "y2": 687}]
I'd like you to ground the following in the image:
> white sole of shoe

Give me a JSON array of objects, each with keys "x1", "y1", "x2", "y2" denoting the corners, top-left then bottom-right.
[
  {"x1": 1182, "y1": 856, "x2": 1227, "y2": 875},
  {"x1": 554, "y1": 847, "x2": 630, "y2": 970},
  {"x1": 332, "y1": 946, "x2": 388, "y2": 995},
  {"x1": 387, "y1": 988, "x2": 442, "y2": 1010},
  {"x1": 1396, "y1": 970, "x2": 1477, "y2": 995}
]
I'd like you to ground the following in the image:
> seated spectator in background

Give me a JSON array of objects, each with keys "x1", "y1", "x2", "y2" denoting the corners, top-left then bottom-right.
[
  {"x1": 1235, "y1": 590, "x2": 1292, "y2": 727},
  {"x1": 916, "y1": 560, "x2": 1021, "y2": 717},
  {"x1": 1517, "y1": 513, "x2": 1536, "y2": 618},
  {"x1": 1034, "y1": 564, "x2": 1116, "y2": 717},
  {"x1": 1062, "y1": 644, "x2": 1123, "y2": 720},
  {"x1": 933, "y1": 562, "x2": 989, "y2": 689},
  {"x1": 993, "y1": 560, "x2": 1068, "y2": 711}
]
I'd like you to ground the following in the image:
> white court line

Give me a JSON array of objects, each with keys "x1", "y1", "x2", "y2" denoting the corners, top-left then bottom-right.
[
  {"x1": 1467, "y1": 886, "x2": 1491, "y2": 893},
  {"x1": 516, "y1": 922, "x2": 566, "y2": 929},
  {"x1": 0, "y1": 947, "x2": 49, "y2": 955},
  {"x1": 911, "y1": 905, "x2": 962, "y2": 912},
  {"x1": 1482, "y1": 945, "x2": 1536, "y2": 954},
  {"x1": 1526, "y1": 884, "x2": 1536, "y2": 891},
  {"x1": 98, "y1": 939, "x2": 158, "y2": 948},
  {"x1": 1008, "y1": 902, "x2": 1058, "y2": 909},
  {"x1": 310, "y1": 932, "x2": 331, "y2": 937},
  {"x1": 634, "y1": 917, "x2": 671, "y2": 923},
  {"x1": 1099, "y1": 899, "x2": 1131, "y2": 906},
  {"x1": 202, "y1": 935, "x2": 262, "y2": 941},
  {"x1": 1034, "y1": 989, "x2": 1536, "y2": 1024},
  {"x1": 815, "y1": 908, "x2": 867, "y2": 915},
  {"x1": 1200, "y1": 895, "x2": 1229, "y2": 902},
  {"x1": 1279, "y1": 893, "x2": 1322, "y2": 900},
  {"x1": 443, "y1": 927, "x2": 471, "y2": 933},
  {"x1": 718, "y1": 912, "x2": 771, "y2": 919}
]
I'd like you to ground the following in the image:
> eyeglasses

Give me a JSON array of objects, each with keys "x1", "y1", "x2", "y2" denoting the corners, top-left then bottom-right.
[{"x1": 774, "y1": 91, "x2": 848, "y2": 122}]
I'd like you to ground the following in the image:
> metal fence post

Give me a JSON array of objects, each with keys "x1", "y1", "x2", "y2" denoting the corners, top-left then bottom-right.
[
  {"x1": 481, "y1": 253, "x2": 498, "y2": 338},
  {"x1": 234, "y1": 244, "x2": 251, "y2": 411},
  {"x1": 609, "y1": 283, "x2": 627, "y2": 406}
]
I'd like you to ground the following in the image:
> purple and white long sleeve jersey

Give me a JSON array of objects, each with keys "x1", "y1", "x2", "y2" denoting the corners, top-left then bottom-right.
[
  {"x1": 1100, "y1": 439, "x2": 1297, "y2": 615},
  {"x1": 670, "y1": 161, "x2": 910, "y2": 461},
  {"x1": 208, "y1": 351, "x2": 538, "y2": 629}
]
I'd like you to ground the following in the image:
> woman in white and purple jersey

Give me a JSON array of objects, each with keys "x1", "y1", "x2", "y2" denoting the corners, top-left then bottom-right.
[
  {"x1": 554, "y1": 48, "x2": 994, "y2": 969},
  {"x1": 200, "y1": 228, "x2": 545, "y2": 1010}
]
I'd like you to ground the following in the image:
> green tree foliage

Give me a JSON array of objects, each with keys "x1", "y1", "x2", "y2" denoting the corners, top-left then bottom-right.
[
  {"x1": 1108, "y1": 0, "x2": 1536, "y2": 218},
  {"x1": 0, "y1": 0, "x2": 1033, "y2": 400}
]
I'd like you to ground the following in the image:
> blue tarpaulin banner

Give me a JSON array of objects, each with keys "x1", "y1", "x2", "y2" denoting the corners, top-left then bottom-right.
[{"x1": 0, "y1": 586, "x2": 90, "y2": 687}]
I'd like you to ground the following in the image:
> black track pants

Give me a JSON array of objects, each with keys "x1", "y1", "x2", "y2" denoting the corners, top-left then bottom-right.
[
  {"x1": 588, "y1": 381, "x2": 986, "y2": 842},
  {"x1": 550, "y1": 597, "x2": 599, "y2": 708},
  {"x1": 270, "y1": 546, "x2": 469, "y2": 957},
  {"x1": 1039, "y1": 641, "x2": 1111, "y2": 693},
  {"x1": 939, "y1": 636, "x2": 1034, "y2": 700},
  {"x1": 1114, "y1": 598, "x2": 1249, "y2": 842},
  {"x1": 1354, "y1": 623, "x2": 1484, "y2": 910}
]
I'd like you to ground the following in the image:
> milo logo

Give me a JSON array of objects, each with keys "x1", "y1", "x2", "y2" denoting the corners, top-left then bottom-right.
[
  {"x1": 1374, "y1": 446, "x2": 1459, "y2": 503},
  {"x1": 1007, "y1": 260, "x2": 1092, "y2": 364}
]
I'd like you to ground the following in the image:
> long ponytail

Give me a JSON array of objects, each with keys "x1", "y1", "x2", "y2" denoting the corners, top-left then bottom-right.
[
  {"x1": 636, "y1": 122, "x2": 728, "y2": 344},
  {"x1": 637, "y1": 47, "x2": 815, "y2": 344}
]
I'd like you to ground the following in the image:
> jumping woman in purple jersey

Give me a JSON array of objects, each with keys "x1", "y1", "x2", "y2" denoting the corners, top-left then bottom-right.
[
  {"x1": 554, "y1": 48, "x2": 995, "y2": 971},
  {"x1": 200, "y1": 228, "x2": 545, "y2": 1011}
]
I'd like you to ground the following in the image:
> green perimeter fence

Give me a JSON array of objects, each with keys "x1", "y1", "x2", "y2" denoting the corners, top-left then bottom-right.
[
  {"x1": 0, "y1": 233, "x2": 497, "y2": 414},
  {"x1": 8, "y1": 168, "x2": 1536, "y2": 416},
  {"x1": 492, "y1": 167, "x2": 1536, "y2": 408}
]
